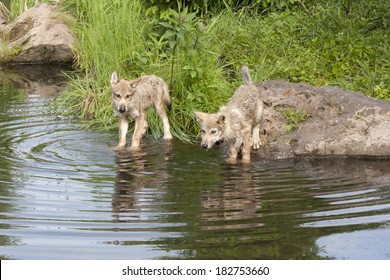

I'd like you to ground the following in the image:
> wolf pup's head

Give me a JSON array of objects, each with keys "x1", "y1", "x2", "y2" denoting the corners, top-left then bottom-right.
[
  {"x1": 110, "y1": 71, "x2": 138, "y2": 116},
  {"x1": 194, "y1": 111, "x2": 226, "y2": 149}
]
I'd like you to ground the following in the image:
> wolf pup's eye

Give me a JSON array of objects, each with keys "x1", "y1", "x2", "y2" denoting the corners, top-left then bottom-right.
[
  {"x1": 115, "y1": 94, "x2": 121, "y2": 98},
  {"x1": 125, "y1": 94, "x2": 131, "y2": 99},
  {"x1": 211, "y1": 129, "x2": 217, "y2": 134},
  {"x1": 202, "y1": 129, "x2": 205, "y2": 134}
]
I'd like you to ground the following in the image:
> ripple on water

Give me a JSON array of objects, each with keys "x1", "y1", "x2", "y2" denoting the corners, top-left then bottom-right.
[{"x1": 0, "y1": 84, "x2": 389, "y2": 260}]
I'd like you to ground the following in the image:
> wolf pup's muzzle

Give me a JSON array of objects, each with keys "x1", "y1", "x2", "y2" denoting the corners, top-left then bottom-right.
[
  {"x1": 119, "y1": 104, "x2": 126, "y2": 113},
  {"x1": 201, "y1": 140, "x2": 223, "y2": 149}
]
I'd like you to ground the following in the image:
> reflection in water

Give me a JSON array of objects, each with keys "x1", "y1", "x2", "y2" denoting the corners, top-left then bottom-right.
[
  {"x1": 112, "y1": 143, "x2": 172, "y2": 221},
  {"x1": 0, "y1": 66, "x2": 389, "y2": 260},
  {"x1": 201, "y1": 164, "x2": 263, "y2": 230}
]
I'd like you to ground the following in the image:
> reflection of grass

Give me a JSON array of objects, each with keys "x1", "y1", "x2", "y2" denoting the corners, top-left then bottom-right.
[
  {"x1": 0, "y1": 77, "x2": 27, "y2": 104},
  {"x1": 276, "y1": 107, "x2": 311, "y2": 132}
]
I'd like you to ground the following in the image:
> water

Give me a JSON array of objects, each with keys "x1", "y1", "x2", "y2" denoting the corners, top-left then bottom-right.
[{"x1": 0, "y1": 67, "x2": 389, "y2": 260}]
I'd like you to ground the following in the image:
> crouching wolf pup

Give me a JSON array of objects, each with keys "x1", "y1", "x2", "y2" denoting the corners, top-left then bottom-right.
[
  {"x1": 194, "y1": 66, "x2": 263, "y2": 162},
  {"x1": 110, "y1": 71, "x2": 173, "y2": 149}
]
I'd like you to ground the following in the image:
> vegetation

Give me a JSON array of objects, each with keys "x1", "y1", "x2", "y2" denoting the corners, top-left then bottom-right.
[
  {"x1": 7, "y1": 0, "x2": 390, "y2": 141},
  {"x1": 0, "y1": 36, "x2": 20, "y2": 62},
  {"x1": 275, "y1": 107, "x2": 311, "y2": 132}
]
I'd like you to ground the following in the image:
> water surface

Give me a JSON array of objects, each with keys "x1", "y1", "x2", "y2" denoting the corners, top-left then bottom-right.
[{"x1": 0, "y1": 67, "x2": 389, "y2": 259}]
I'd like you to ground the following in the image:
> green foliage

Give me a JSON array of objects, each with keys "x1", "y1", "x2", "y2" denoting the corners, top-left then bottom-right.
[
  {"x1": 0, "y1": 36, "x2": 20, "y2": 62},
  {"x1": 158, "y1": 6, "x2": 199, "y2": 86},
  {"x1": 210, "y1": 0, "x2": 389, "y2": 99},
  {"x1": 144, "y1": 0, "x2": 303, "y2": 17},
  {"x1": 8, "y1": 0, "x2": 55, "y2": 18},
  {"x1": 275, "y1": 107, "x2": 311, "y2": 132},
  {"x1": 155, "y1": 6, "x2": 232, "y2": 141}
]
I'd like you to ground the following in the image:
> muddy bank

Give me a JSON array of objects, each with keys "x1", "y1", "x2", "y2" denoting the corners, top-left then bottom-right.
[{"x1": 257, "y1": 80, "x2": 390, "y2": 159}]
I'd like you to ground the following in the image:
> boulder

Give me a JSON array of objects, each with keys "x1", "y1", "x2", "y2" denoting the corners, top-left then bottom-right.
[
  {"x1": 0, "y1": 2, "x2": 10, "y2": 25},
  {"x1": 257, "y1": 80, "x2": 390, "y2": 159},
  {"x1": 0, "y1": 3, "x2": 74, "y2": 64}
]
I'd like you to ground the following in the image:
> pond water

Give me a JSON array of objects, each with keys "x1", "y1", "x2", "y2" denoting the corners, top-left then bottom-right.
[{"x1": 0, "y1": 67, "x2": 389, "y2": 260}]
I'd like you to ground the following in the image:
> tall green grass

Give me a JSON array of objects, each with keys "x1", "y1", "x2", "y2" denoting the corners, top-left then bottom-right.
[
  {"x1": 45, "y1": 0, "x2": 390, "y2": 141},
  {"x1": 56, "y1": 0, "x2": 149, "y2": 125},
  {"x1": 210, "y1": 1, "x2": 390, "y2": 97}
]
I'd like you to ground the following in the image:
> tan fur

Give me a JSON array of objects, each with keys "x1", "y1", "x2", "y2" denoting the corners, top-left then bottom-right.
[
  {"x1": 194, "y1": 66, "x2": 263, "y2": 162},
  {"x1": 110, "y1": 71, "x2": 173, "y2": 149}
]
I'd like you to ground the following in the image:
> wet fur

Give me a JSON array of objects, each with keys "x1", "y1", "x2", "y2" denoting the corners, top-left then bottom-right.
[
  {"x1": 194, "y1": 66, "x2": 264, "y2": 162},
  {"x1": 110, "y1": 71, "x2": 173, "y2": 149}
]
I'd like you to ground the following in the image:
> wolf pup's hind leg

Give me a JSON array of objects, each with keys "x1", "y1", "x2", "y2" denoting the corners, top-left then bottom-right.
[{"x1": 156, "y1": 103, "x2": 173, "y2": 140}]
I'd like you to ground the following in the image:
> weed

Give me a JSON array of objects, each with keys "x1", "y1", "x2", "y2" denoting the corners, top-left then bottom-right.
[
  {"x1": 355, "y1": 112, "x2": 364, "y2": 120},
  {"x1": 275, "y1": 107, "x2": 311, "y2": 132},
  {"x1": 0, "y1": 35, "x2": 21, "y2": 62}
]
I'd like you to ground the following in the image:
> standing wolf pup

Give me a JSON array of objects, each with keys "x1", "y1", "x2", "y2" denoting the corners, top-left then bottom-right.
[
  {"x1": 194, "y1": 66, "x2": 264, "y2": 162},
  {"x1": 110, "y1": 71, "x2": 173, "y2": 149}
]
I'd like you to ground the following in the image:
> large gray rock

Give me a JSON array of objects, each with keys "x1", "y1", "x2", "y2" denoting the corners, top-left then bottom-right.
[
  {"x1": 257, "y1": 80, "x2": 390, "y2": 159},
  {"x1": 0, "y1": 3, "x2": 74, "y2": 64}
]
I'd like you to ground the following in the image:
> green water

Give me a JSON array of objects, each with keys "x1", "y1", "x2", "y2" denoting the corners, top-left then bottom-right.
[{"x1": 0, "y1": 67, "x2": 389, "y2": 260}]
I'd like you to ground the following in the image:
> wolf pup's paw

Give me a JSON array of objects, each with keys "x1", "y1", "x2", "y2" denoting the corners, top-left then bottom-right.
[
  {"x1": 114, "y1": 144, "x2": 127, "y2": 151},
  {"x1": 251, "y1": 137, "x2": 261, "y2": 150},
  {"x1": 163, "y1": 133, "x2": 173, "y2": 140}
]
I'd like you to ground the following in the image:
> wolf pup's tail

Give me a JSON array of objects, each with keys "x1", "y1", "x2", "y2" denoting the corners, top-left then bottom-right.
[
  {"x1": 166, "y1": 100, "x2": 172, "y2": 111},
  {"x1": 162, "y1": 81, "x2": 172, "y2": 111},
  {"x1": 241, "y1": 65, "x2": 253, "y2": 86}
]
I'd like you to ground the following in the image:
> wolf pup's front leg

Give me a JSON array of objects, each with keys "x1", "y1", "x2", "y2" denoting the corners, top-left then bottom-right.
[
  {"x1": 241, "y1": 127, "x2": 252, "y2": 162},
  {"x1": 118, "y1": 115, "x2": 129, "y2": 148}
]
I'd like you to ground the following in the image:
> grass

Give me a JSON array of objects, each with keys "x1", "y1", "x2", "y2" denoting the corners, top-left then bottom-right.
[
  {"x1": 0, "y1": 36, "x2": 20, "y2": 62},
  {"x1": 7, "y1": 0, "x2": 390, "y2": 142},
  {"x1": 275, "y1": 107, "x2": 311, "y2": 132}
]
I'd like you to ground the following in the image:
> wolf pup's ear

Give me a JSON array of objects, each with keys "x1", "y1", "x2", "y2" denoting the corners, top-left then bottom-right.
[
  {"x1": 111, "y1": 71, "x2": 119, "y2": 84},
  {"x1": 217, "y1": 114, "x2": 226, "y2": 125},
  {"x1": 130, "y1": 77, "x2": 142, "y2": 89},
  {"x1": 194, "y1": 111, "x2": 207, "y2": 124}
]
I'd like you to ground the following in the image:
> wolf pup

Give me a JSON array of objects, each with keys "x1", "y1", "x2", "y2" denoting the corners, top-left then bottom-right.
[
  {"x1": 194, "y1": 66, "x2": 263, "y2": 162},
  {"x1": 110, "y1": 71, "x2": 173, "y2": 149}
]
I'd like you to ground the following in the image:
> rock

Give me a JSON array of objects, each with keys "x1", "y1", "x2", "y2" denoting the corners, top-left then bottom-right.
[
  {"x1": 0, "y1": 3, "x2": 74, "y2": 64},
  {"x1": 256, "y1": 80, "x2": 390, "y2": 159}
]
